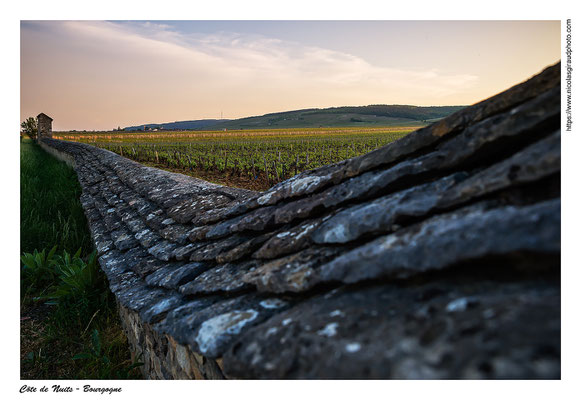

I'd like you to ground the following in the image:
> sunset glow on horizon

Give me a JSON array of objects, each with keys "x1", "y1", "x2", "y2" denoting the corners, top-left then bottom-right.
[{"x1": 20, "y1": 20, "x2": 560, "y2": 131}]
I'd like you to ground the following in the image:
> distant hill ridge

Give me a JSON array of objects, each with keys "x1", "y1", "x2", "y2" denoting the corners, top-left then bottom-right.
[
  {"x1": 124, "y1": 104, "x2": 466, "y2": 131},
  {"x1": 124, "y1": 119, "x2": 225, "y2": 131}
]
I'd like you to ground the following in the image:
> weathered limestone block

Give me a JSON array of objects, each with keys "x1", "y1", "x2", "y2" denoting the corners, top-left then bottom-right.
[
  {"x1": 179, "y1": 260, "x2": 259, "y2": 295},
  {"x1": 313, "y1": 199, "x2": 560, "y2": 286},
  {"x1": 223, "y1": 279, "x2": 560, "y2": 379},
  {"x1": 118, "y1": 305, "x2": 225, "y2": 379}
]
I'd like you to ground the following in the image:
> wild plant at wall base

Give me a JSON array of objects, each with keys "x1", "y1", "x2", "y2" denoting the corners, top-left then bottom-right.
[
  {"x1": 73, "y1": 329, "x2": 144, "y2": 379},
  {"x1": 44, "y1": 249, "x2": 112, "y2": 331},
  {"x1": 20, "y1": 245, "x2": 58, "y2": 300}
]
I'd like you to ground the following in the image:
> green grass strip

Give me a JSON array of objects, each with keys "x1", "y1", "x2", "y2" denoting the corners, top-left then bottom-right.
[{"x1": 20, "y1": 139, "x2": 93, "y2": 256}]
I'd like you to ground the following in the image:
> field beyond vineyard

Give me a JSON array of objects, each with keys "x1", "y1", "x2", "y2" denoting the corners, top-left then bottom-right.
[{"x1": 56, "y1": 126, "x2": 417, "y2": 191}]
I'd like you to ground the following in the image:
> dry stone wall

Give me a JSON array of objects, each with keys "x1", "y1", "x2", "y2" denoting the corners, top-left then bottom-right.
[{"x1": 39, "y1": 62, "x2": 561, "y2": 379}]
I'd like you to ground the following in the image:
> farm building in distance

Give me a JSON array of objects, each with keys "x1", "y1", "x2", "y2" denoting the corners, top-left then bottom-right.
[{"x1": 37, "y1": 113, "x2": 53, "y2": 138}]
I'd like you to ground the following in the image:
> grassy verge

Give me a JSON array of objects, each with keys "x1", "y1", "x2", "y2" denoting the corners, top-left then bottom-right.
[
  {"x1": 20, "y1": 139, "x2": 93, "y2": 255},
  {"x1": 20, "y1": 139, "x2": 142, "y2": 379}
]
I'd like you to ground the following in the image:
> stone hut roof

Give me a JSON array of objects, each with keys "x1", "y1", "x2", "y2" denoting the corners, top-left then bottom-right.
[
  {"x1": 39, "y1": 62, "x2": 560, "y2": 379},
  {"x1": 37, "y1": 112, "x2": 53, "y2": 121}
]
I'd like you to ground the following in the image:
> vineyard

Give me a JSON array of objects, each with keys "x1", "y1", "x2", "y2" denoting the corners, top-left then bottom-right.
[{"x1": 55, "y1": 127, "x2": 416, "y2": 190}]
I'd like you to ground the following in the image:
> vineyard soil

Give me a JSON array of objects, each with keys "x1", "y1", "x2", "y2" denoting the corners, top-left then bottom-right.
[
  {"x1": 57, "y1": 126, "x2": 417, "y2": 191},
  {"x1": 140, "y1": 160, "x2": 271, "y2": 191}
]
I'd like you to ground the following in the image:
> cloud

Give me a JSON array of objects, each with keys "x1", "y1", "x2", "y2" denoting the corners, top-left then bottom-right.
[
  {"x1": 43, "y1": 20, "x2": 478, "y2": 95},
  {"x1": 21, "y1": 21, "x2": 479, "y2": 129}
]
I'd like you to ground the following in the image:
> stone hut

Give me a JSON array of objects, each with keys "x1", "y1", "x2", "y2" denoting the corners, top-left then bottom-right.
[{"x1": 37, "y1": 113, "x2": 53, "y2": 138}]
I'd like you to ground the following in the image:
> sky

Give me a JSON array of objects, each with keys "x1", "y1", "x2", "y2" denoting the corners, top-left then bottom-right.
[{"x1": 20, "y1": 20, "x2": 561, "y2": 131}]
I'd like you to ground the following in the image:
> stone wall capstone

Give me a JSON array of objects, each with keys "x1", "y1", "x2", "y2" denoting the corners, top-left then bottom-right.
[{"x1": 38, "y1": 62, "x2": 561, "y2": 379}]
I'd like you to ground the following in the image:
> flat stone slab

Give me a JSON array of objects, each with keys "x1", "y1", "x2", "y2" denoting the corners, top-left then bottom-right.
[{"x1": 223, "y1": 278, "x2": 560, "y2": 379}]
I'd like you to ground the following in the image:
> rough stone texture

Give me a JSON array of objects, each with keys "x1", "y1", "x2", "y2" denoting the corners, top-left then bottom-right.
[
  {"x1": 37, "y1": 112, "x2": 53, "y2": 138},
  {"x1": 40, "y1": 62, "x2": 560, "y2": 379},
  {"x1": 310, "y1": 199, "x2": 559, "y2": 288},
  {"x1": 118, "y1": 304, "x2": 225, "y2": 379},
  {"x1": 224, "y1": 277, "x2": 560, "y2": 379}
]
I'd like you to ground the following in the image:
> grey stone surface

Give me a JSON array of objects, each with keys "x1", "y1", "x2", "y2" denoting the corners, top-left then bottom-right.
[
  {"x1": 223, "y1": 279, "x2": 560, "y2": 379},
  {"x1": 163, "y1": 293, "x2": 292, "y2": 359},
  {"x1": 37, "y1": 112, "x2": 53, "y2": 138},
  {"x1": 189, "y1": 235, "x2": 249, "y2": 262},
  {"x1": 179, "y1": 260, "x2": 259, "y2": 295},
  {"x1": 119, "y1": 304, "x2": 226, "y2": 379},
  {"x1": 242, "y1": 247, "x2": 342, "y2": 293},
  {"x1": 216, "y1": 232, "x2": 274, "y2": 263},
  {"x1": 254, "y1": 218, "x2": 324, "y2": 259},
  {"x1": 311, "y1": 174, "x2": 465, "y2": 244},
  {"x1": 312, "y1": 199, "x2": 559, "y2": 287},
  {"x1": 154, "y1": 262, "x2": 210, "y2": 290}
]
